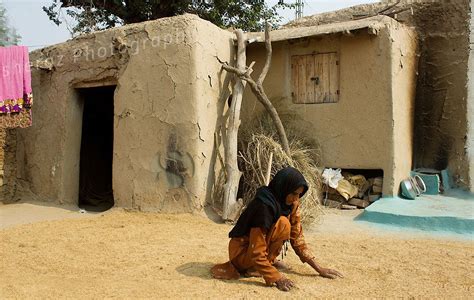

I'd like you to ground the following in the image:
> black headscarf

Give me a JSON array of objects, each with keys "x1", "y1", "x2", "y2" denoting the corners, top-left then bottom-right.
[{"x1": 229, "y1": 167, "x2": 308, "y2": 238}]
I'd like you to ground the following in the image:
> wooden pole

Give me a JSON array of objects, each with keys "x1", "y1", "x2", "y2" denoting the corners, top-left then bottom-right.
[
  {"x1": 222, "y1": 30, "x2": 246, "y2": 221},
  {"x1": 220, "y1": 24, "x2": 290, "y2": 154},
  {"x1": 265, "y1": 152, "x2": 273, "y2": 185}
]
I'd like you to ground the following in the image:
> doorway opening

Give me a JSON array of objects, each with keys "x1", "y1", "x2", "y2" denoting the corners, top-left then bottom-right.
[{"x1": 77, "y1": 86, "x2": 115, "y2": 212}]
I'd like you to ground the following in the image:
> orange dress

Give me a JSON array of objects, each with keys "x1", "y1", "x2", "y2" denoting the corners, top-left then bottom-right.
[{"x1": 212, "y1": 200, "x2": 315, "y2": 285}]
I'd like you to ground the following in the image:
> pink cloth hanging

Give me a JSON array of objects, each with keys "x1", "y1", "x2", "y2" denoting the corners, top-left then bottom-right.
[
  {"x1": 0, "y1": 46, "x2": 33, "y2": 114},
  {"x1": 0, "y1": 46, "x2": 33, "y2": 128}
]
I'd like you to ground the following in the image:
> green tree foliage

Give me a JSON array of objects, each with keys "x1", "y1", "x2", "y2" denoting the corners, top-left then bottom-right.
[
  {"x1": 0, "y1": 4, "x2": 21, "y2": 46},
  {"x1": 43, "y1": 0, "x2": 293, "y2": 34}
]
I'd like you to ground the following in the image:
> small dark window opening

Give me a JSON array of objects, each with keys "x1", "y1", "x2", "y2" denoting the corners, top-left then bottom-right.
[
  {"x1": 341, "y1": 169, "x2": 384, "y2": 180},
  {"x1": 78, "y1": 86, "x2": 115, "y2": 212}
]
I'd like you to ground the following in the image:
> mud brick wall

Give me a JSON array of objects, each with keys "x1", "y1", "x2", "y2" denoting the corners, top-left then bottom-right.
[{"x1": 0, "y1": 129, "x2": 17, "y2": 202}]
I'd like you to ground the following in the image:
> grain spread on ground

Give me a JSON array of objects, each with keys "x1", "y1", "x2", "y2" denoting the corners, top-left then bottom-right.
[{"x1": 0, "y1": 210, "x2": 472, "y2": 298}]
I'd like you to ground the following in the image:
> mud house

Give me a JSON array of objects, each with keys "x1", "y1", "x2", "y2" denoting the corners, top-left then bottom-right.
[
  {"x1": 0, "y1": 1, "x2": 471, "y2": 212},
  {"x1": 285, "y1": 0, "x2": 474, "y2": 193},
  {"x1": 1, "y1": 15, "x2": 235, "y2": 212},
  {"x1": 242, "y1": 15, "x2": 418, "y2": 196},
  {"x1": 1, "y1": 14, "x2": 417, "y2": 208}
]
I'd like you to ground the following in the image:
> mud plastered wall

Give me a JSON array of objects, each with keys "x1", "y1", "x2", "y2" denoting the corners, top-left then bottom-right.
[
  {"x1": 390, "y1": 22, "x2": 419, "y2": 195},
  {"x1": 0, "y1": 129, "x2": 19, "y2": 202},
  {"x1": 241, "y1": 21, "x2": 417, "y2": 196},
  {"x1": 411, "y1": 0, "x2": 470, "y2": 188},
  {"x1": 110, "y1": 16, "x2": 233, "y2": 212},
  {"x1": 468, "y1": 0, "x2": 474, "y2": 193},
  {"x1": 10, "y1": 15, "x2": 233, "y2": 212}
]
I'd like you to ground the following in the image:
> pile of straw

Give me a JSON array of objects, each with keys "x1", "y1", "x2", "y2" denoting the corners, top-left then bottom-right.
[{"x1": 238, "y1": 115, "x2": 323, "y2": 224}]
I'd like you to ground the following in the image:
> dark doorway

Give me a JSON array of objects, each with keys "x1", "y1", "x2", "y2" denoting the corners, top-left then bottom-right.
[{"x1": 78, "y1": 86, "x2": 115, "y2": 212}]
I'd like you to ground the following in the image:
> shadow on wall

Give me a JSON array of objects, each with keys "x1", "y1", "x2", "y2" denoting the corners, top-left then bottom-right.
[{"x1": 204, "y1": 57, "x2": 234, "y2": 219}]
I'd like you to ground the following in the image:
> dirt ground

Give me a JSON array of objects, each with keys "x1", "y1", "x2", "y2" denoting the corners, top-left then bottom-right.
[{"x1": 0, "y1": 205, "x2": 473, "y2": 299}]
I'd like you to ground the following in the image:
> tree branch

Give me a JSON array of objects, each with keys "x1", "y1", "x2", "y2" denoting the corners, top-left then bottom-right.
[
  {"x1": 258, "y1": 23, "x2": 272, "y2": 85},
  {"x1": 221, "y1": 29, "x2": 247, "y2": 222},
  {"x1": 222, "y1": 63, "x2": 290, "y2": 154}
]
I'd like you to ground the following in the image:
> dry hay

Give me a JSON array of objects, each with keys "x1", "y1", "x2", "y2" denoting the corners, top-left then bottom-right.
[
  {"x1": 239, "y1": 122, "x2": 322, "y2": 223},
  {"x1": 211, "y1": 113, "x2": 324, "y2": 224}
]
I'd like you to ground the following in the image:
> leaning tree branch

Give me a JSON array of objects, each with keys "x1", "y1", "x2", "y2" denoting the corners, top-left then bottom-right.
[
  {"x1": 221, "y1": 59, "x2": 290, "y2": 154},
  {"x1": 219, "y1": 24, "x2": 290, "y2": 222},
  {"x1": 220, "y1": 23, "x2": 290, "y2": 154},
  {"x1": 257, "y1": 23, "x2": 272, "y2": 85},
  {"x1": 221, "y1": 29, "x2": 247, "y2": 222}
]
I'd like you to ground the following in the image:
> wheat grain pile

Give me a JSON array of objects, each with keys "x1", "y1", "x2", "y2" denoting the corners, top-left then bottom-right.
[{"x1": 1, "y1": 210, "x2": 472, "y2": 299}]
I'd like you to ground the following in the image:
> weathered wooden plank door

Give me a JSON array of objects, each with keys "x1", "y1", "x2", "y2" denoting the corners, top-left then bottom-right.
[{"x1": 291, "y1": 52, "x2": 339, "y2": 104}]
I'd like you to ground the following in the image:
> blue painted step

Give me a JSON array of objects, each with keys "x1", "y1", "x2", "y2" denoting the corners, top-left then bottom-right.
[{"x1": 356, "y1": 190, "x2": 474, "y2": 234}]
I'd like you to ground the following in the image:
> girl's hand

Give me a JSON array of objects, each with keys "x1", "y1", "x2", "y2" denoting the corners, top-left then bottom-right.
[
  {"x1": 275, "y1": 276, "x2": 296, "y2": 291},
  {"x1": 307, "y1": 259, "x2": 344, "y2": 279},
  {"x1": 318, "y1": 267, "x2": 344, "y2": 279}
]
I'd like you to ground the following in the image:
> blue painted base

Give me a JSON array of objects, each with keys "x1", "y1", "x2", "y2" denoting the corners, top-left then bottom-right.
[{"x1": 356, "y1": 190, "x2": 474, "y2": 234}]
